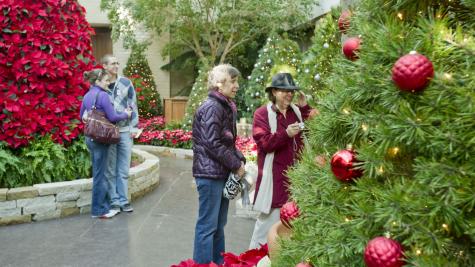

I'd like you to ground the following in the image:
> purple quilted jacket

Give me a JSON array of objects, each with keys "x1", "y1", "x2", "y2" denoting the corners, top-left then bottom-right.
[{"x1": 192, "y1": 91, "x2": 245, "y2": 179}]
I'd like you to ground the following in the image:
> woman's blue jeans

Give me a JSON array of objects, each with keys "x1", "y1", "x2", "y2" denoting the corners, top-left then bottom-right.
[
  {"x1": 106, "y1": 132, "x2": 133, "y2": 207},
  {"x1": 86, "y1": 138, "x2": 111, "y2": 216},
  {"x1": 193, "y1": 177, "x2": 229, "y2": 264}
]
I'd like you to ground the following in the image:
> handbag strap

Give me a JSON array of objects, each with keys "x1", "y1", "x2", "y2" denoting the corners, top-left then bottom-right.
[{"x1": 92, "y1": 92, "x2": 100, "y2": 110}]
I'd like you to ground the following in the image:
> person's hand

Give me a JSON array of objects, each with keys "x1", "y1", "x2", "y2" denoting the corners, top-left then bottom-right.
[
  {"x1": 297, "y1": 91, "x2": 307, "y2": 107},
  {"x1": 81, "y1": 110, "x2": 89, "y2": 123},
  {"x1": 286, "y1": 122, "x2": 301, "y2": 138},
  {"x1": 235, "y1": 162, "x2": 245, "y2": 178},
  {"x1": 125, "y1": 108, "x2": 132, "y2": 118}
]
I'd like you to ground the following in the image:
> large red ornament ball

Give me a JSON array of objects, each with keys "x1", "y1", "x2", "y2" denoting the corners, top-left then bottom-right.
[
  {"x1": 338, "y1": 10, "x2": 352, "y2": 33},
  {"x1": 331, "y1": 149, "x2": 363, "y2": 181},
  {"x1": 342, "y1": 37, "x2": 361, "y2": 61},
  {"x1": 364, "y1": 237, "x2": 404, "y2": 267},
  {"x1": 280, "y1": 201, "x2": 300, "y2": 228},
  {"x1": 392, "y1": 52, "x2": 434, "y2": 92},
  {"x1": 296, "y1": 262, "x2": 313, "y2": 267}
]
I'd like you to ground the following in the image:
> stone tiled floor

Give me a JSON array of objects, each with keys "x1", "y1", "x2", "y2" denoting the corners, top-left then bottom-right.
[{"x1": 0, "y1": 156, "x2": 255, "y2": 267}]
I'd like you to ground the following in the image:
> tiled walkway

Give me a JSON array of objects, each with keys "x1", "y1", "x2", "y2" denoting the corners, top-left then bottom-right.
[{"x1": 0, "y1": 157, "x2": 255, "y2": 267}]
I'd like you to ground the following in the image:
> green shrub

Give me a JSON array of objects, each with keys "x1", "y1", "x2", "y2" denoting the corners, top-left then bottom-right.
[{"x1": 0, "y1": 136, "x2": 91, "y2": 188}]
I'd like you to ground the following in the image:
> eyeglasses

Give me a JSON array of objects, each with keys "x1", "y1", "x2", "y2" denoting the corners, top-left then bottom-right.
[
  {"x1": 277, "y1": 89, "x2": 295, "y2": 94},
  {"x1": 109, "y1": 62, "x2": 120, "y2": 66}
]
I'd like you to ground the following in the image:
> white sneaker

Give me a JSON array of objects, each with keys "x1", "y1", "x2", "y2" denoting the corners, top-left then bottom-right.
[
  {"x1": 92, "y1": 209, "x2": 119, "y2": 219},
  {"x1": 104, "y1": 209, "x2": 119, "y2": 218}
]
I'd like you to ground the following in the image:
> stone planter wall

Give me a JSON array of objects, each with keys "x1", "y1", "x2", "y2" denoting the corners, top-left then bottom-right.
[
  {"x1": 0, "y1": 147, "x2": 159, "y2": 226},
  {"x1": 134, "y1": 145, "x2": 194, "y2": 159}
]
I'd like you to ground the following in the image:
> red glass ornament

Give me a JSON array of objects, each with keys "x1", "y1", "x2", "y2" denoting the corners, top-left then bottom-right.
[
  {"x1": 338, "y1": 10, "x2": 351, "y2": 33},
  {"x1": 296, "y1": 262, "x2": 313, "y2": 267},
  {"x1": 331, "y1": 149, "x2": 363, "y2": 181},
  {"x1": 392, "y1": 52, "x2": 434, "y2": 92},
  {"x1": 280, "y1": 201, "x2": 300, "y2": 228},
  {"x1": 342, "y1": 37, "x2": 361, "y2": 61},
  {"x1": 364, "y1": 237, "x2": 404, "y2": 267}
]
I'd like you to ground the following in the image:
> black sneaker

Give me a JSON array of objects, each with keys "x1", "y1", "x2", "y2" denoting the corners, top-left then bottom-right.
[{"x1": 121, "y1": 203, "x2": 133, "y2": 212}]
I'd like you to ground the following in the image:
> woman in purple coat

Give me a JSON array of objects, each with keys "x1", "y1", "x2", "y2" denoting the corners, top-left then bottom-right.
[
  {"x1": 249, "y1": 73, "x2": 316, "y2": 249},
  {"x1": 192, "y1": 64, "x2": 246, "y2": 264},
  {"x1": 80, "y1": 69, "x2": 132, "y2": 219}
]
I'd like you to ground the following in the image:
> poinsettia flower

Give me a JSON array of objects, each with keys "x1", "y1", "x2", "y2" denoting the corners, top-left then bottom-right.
[
  {"x1": 170, "y1": 259, "x2": 220, "y2": 267},
  {"x1": 0, "y1": 0, "x2": 94, "y2": 147},
  {"x1": 222, "y1": 244, "x2": 268, "y2": 267}
]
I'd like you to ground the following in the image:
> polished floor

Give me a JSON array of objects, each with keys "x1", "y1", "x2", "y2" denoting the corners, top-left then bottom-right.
[{"x1": 0, "y1": 156, "x2": 255, "y2": 267}]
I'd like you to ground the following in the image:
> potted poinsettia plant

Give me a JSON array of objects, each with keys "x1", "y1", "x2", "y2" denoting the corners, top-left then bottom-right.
[{"x1": 171, "y1": 244, "x2": 268, "y2": 267}]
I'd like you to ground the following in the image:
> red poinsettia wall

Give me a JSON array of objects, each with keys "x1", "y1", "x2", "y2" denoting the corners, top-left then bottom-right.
[{"x1": 0, "y1": 0, "x2": 95, "y2": 148}]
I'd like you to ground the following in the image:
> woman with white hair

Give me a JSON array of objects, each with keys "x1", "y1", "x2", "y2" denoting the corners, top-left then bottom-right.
[{"x1": 191, "y1": 64, "x2": 246, "y2": 264}]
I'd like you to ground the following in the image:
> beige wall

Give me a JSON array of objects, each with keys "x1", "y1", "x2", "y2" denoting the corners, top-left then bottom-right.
[
  {"x1": 78, "y1": 0, "x2": 171, "y2": 100},
  {"x1": 78, "y1": 0, "x2": 109, "y2": 26}
]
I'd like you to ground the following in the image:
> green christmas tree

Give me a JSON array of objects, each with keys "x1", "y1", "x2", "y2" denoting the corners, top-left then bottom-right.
[
  {"x1": 274, "y1": 0, "x2": 475, "y2": 266},
  {"x1": 241, "y1": 33, "x2": 302, "y2": 119},
  {"x1": 297, "y1": 8, "x2": 341, "y2": 101},
  {"x1": 182, "y1": 63, "x2": 211, "y2": 129},
  {"x1": 123, "y1": 44, "x2": 162, "y2": 118}
]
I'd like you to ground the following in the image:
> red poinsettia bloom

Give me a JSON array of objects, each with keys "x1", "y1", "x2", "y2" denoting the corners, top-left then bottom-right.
[
  {"x1": 222, "y1": 244, "x2": 268, "y2": 267},
  {"x1": 171, "y1": 259, "x2": 220, "y2": 267},
  {"x1": 136, "y1": 116, "x2": 192, "y2": 148},
  {"x1": 0, "y1": 0, "x2": 94, "y2": 147}
]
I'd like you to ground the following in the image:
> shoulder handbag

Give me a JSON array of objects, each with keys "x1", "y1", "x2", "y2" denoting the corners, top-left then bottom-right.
[{"x1": 84, "y1": 92, "x2": 120, "y2": 144}]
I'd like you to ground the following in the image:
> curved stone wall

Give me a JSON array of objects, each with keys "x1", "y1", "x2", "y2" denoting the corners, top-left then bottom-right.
[{"x1": 0, "y1": 147, "x2": 160, "y2": 226}]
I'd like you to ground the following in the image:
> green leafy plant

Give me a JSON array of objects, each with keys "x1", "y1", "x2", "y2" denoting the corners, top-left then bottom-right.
[
  {"x1": 0, "y1": 136, "x2": 91, "y2": 188},
  {"x1": 0, "y1": 142, "x2": 24, "y2": 188}
]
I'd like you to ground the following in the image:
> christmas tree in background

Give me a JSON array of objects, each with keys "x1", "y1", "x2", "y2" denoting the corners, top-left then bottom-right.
[
  {"x1": 274, "y1": 0, "x2": 475, "y2": 266},
  {"x1": 182, "y1": 63, "x2": 211, "y2": 129},
  {"x1": 240, "y1": 33, "x2": 302, "y2": 119},
  {"x1": 123, "y1": 44, "x2": 162, "y2": 118},
  {"x1": 296, "y1": 8, "x2": 341, "y2": 102}
]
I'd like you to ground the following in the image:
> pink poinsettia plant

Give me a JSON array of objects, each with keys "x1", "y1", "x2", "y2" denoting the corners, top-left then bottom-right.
[
  {"x1": 0, "y1": 0, "x2": 95, "y2": 148},
  {"x1": 171, "y1": 244, "x2": 268, "y2": 267}
]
